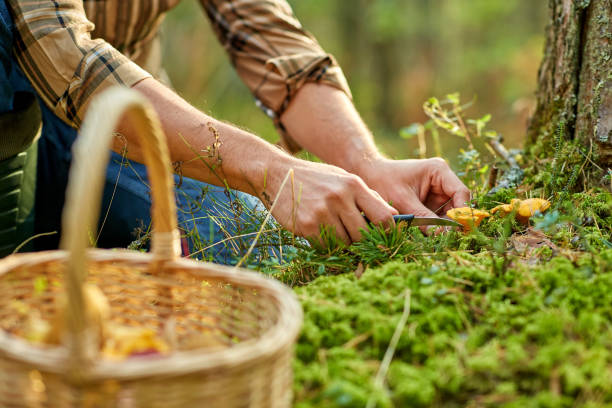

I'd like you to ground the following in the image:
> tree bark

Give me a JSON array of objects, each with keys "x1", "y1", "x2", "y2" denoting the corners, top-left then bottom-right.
[{"x1": 527, "y1": 0, "x2": 611, "y2": 168}]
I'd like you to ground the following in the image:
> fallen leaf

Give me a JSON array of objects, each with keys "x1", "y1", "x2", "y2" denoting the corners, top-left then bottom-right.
[
  {"x1": 510, "y1": 228, "x2": 558, "y2": 259},
  {"x1": 354, "y1": 262, "x2": 365, "y2": 279}
]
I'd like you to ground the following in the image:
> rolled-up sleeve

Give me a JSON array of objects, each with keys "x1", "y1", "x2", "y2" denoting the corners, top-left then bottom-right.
[
  {"x1": 8, "y1": 0, "x2": 151, "y2": 127},
  {"x1": 200, "y1": 0, "x2": 351, "y2": 152}
]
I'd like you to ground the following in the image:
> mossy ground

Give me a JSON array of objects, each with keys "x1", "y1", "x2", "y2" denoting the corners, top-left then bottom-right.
[
  {"x1": 251, "y1": 128, "x2": 611, "y2": 407},
  {"x1": 160, "y1": 95, "x2": 612, "y2": 407},
  {"x1": 286, "y1": 187, "x2": 611, "y2": 407},
  {"x1": 294, "y1": 249, "x2": 612, "y2": 407}
]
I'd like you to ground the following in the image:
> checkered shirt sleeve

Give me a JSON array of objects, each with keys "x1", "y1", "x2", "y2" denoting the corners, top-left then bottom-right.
[
  {"x1": 201, "y1": 0, "x2": 352, "y2": 152},
  {"x1": 7, "y1": 0, "x2": 151, "y2": 128}
]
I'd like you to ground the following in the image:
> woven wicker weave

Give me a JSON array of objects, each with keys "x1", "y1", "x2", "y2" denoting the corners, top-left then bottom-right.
[{"x1": 0, "y1": 87, "x2": 302, "y2": 408}]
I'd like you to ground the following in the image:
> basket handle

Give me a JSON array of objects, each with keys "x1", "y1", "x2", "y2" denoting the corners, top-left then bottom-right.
[{"x1": 59, "y1": 87, "x2": 180, "y2": 371}]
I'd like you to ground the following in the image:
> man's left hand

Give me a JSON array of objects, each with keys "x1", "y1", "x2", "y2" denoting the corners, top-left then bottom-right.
[{"x1": 356, "y1": 157, "x2": 471, "y2": 220}]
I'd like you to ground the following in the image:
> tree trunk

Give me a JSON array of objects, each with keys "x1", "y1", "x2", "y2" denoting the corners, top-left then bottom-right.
[{"x1": 527, "y1": 0, "x2": 611, "y2": 170}]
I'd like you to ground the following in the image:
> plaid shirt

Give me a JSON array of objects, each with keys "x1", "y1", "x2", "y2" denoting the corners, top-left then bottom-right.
[{"x1": 7, "y1": 0, "x2": 350, "y2": 151}]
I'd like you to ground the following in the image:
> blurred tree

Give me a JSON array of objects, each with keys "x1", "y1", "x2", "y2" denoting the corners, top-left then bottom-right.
[{"x1": 527, "y1": 0, "x2": 611, "y2": 168}]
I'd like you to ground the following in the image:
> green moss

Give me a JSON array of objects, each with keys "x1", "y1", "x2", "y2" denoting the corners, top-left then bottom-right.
[
  {"x1": 293, "y1": 249, "x2": 612, "y2": 406},
  {"x1": 287, "y1": 171, "x2": 611, "y2": 406}
]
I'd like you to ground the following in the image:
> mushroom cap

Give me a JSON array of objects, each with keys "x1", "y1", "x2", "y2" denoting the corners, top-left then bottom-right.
[
  {"x1": 446, "y1": 207, "x2": 491, "y2": 231},
  {"x1": 102, "y1": 325, "x2": 169, "y2": 359},
  {"x1": 517, "y1": 198, "x2": 551, "y2": 217},
  {"x1": 491, "y1": 199, "x2": 521, "y2": 215}
]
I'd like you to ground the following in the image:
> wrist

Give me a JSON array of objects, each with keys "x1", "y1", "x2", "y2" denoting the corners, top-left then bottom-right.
[
  {"x1": 252, "y1": 151, "x2": 298, "y2": 203},
  {"x1": 346, "y1": 152, "x2": 387, "y2": 181}
]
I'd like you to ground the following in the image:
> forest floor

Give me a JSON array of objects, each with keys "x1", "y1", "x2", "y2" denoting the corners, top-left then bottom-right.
[
  {"x1": 288, "y1": 188, "x2": 611, "y2": 407},
  {"x1": 166, "y1": 96, "x2": 612, "y2": 407},
  {"x1": 263, "y1": 98, "x2": 611, "y2": 407}
]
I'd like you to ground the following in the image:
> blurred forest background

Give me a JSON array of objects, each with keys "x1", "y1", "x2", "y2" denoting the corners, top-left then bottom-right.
[{"x1": 161, "y1": 0, "x2": 548, "y2": 164}]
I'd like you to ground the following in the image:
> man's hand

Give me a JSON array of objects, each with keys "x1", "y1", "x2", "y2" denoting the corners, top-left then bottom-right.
[
  {"x1": 280, "y1": 83, "x2": 471, "y2": 231},
  {"x1": 355, "y1": 157, "x2": 471, "y2": 219},
  {"x1": 265, "y1": 158, "x2": 398, "y2": 245},
  {"x1": 126, "y1": 79, "x2": 396, "y2": 245}
]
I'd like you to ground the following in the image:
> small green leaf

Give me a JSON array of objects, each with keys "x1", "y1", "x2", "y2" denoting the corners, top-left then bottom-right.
[
  {"x1": 446, "y1": 92, "x2": 460, "y2": 105},
  {"x1": 400, "y1": 124, "x2": 421, "y2": 139},
  {"x1": 317, "y1": 264, "x2": 326, "y2": 276},
  {"x1": 479, "y1": 114, "x2": 491, "y2": 123}
]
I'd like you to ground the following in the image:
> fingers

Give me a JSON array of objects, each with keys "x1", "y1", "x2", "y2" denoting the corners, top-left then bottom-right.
[
  {"x1": 440, "y1": 166, "x2": 471, "y2": 208},
  {"x1": 424, "y1": 194, "x2": 452, "y2": 215},
  {"x1": 407, "y1": 200, "x2": 441, "y2": 234},
  {"x1": 340, "y1": 208, "x2": 369, "y2": 243},
  {"x1": 427, "y1": 158, "x2": 471, "y2": 208},
  {"x1": 276, "y1": 163, "x2": 402, "y2": 245},
  {"x1": 355, "y1": 187, "x2": 398, "y2": 230},
  {"x1": 298, "y1": 211, "x2": 351, "y2": 246},
  {"x1": 341, "y1": 182, "x2": 397, "y2": 243},
  {"x1": 296, "y1": 174, "x2": 395, "y2": 245},
  {"x1": 327, "y1": 220, "x2": 351, "y2": 246}
]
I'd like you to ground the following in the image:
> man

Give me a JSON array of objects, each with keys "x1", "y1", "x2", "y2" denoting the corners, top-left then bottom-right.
[{"x1": 1, "y1": 0, "x2": 470, "y2": 262}]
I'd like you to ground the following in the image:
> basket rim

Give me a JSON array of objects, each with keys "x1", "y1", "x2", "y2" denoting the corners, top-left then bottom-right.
[{"x1": 0, "y1": 249, "x2": 303, "y2": 381}]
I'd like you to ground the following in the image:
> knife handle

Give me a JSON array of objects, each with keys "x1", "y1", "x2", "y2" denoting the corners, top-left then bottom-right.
[
  {"x1": 393, "y1": 214, "x2": 414, "y2": 225},
  {"x1": 363, "y1": 214, "x2": 414, "y2": 226}
]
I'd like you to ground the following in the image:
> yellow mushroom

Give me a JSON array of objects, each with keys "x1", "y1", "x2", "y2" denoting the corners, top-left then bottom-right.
[
  {"x1": 446, "y1": 207, "x2": 490, "y2": 232},
  {"x1": 102, "y1": 325, "x2": 169, "y2": 360},
  {"x1": 490, "y1": 199, "x2": 521, "y2": 216},
  {"x1": 516, "y1": 198, "x2": 551, "y2": 224},
  {"x1": 45, "y1": 284, "x2": 110, "y2": 347},
  {"x1": 490, "y1": 198, "x2": 550, "y2": 224}
]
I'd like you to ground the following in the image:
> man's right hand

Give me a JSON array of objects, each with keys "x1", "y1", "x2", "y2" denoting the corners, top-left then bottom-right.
[
  {"x1": 128, "y1": 79, "x2": 395, "y2": 245},
  {"x1": 264, "y1": 158, "x2": 398, "y2": 245}
]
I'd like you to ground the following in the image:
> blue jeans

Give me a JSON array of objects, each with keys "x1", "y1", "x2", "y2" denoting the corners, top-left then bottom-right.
[{"x1": 0, "y1": 1, "x2": 278, "y2": 264}]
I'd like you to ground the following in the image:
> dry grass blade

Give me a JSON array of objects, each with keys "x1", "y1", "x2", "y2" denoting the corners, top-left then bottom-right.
[
  {"x1": 11, "y1": 231, "x2": 58, "y2": 254},
  {"x1": 234, "y1": 169, "x2": 294, "y2": 268},
  {"x1": 366, "y1": 289, "x2": 411, "y2": 408}
]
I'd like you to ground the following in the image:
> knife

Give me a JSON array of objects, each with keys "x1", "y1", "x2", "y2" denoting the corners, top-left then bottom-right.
[{"x1": 393, "y1": 214, "x2": 461, "y2": 228}]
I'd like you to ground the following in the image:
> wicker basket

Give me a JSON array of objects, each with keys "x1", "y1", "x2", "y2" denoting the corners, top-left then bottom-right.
[{"x1": 0, "y1": 87, "x2": 302, "y2": 407}]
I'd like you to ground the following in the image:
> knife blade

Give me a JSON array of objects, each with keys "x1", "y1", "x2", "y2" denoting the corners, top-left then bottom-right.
[{"x1": 393, "y1": 214, "x2": 461, "y2": 228}]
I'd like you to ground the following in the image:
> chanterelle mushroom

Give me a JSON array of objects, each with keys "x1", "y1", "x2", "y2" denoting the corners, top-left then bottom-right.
[
  {"x1": 447, "y1": 207, "x2": 491, "y2": 232},
  {"x1": 491, "y1": 198, "x2": 550, "y2": 224},
  {"x1": 516, "y1": 198, "x2": 551, "y2": 224},
  {"x1": 491, "y1": 199, "x2": 521, "y2": 216}
]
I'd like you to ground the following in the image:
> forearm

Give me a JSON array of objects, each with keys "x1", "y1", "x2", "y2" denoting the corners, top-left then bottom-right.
[
  {"x1": 280, "y1": 83, "x2": 384, "y2": 174},
  {"x1": 116, "y1": 79, "x2": 396, "y2": 243},
  {"x1": 116, "y1": 78, "x2": 293, "y2": 196}
]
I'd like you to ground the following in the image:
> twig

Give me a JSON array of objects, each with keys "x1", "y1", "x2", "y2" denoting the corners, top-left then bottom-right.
[
  {"x1": 234, "y1": 169, "x2": 294, "y2": 268},
  {"x1": 342, "y1": 331, "x2": 371, "y2": 349},
  {"x1": 366, "y1": 290, "x2": 412, "y2": 408},
  {"x1": 487, "y1": 138, "x2": 518, "y2": 168},
  {"x1": 431, "y1": 126, "x2": 442, "y2": 158},
  {"x1": 487, "y1": 166, "x2": 499, "y2": 190},
  {"x1": 417, "y1": 124, "x2": 427, "y2": 159},
  {"x1": 434, "y1": 197, "x2": 453, "y2": 215},
  {"x1": 12, "y1": 231, "x2": 58, "y2": 254},
  {"x1": 452, "y1": 106, "x2": 474, "y2": 150}
]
